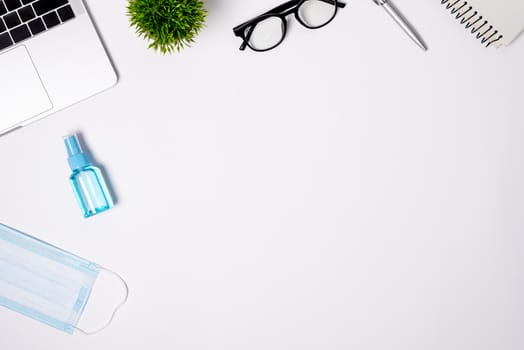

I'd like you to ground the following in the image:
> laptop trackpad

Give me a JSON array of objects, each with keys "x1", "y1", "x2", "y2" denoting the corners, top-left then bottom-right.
[{"x1": 0, "y1": 46, "x2": 52, "y2": 132}]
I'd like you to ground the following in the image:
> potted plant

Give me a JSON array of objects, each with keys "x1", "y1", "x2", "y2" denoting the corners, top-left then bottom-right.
[{"x1": 127, "y1": 0, "x2": 207, "y2": 53}]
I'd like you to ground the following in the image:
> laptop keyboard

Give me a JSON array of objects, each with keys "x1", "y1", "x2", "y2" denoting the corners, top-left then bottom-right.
[{"x1": 0, "y1": 0, "x2": 75, "y2": 52}]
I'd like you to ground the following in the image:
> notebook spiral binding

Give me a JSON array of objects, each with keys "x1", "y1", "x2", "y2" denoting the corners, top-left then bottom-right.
[{"x1": 441, "y1": 0, "x2": 503, "y2": 47}]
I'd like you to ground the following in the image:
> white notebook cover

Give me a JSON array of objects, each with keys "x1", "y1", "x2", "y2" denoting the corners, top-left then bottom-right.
[{"x1": 443, "y1": 0, "x2": 524, "y2": 47}]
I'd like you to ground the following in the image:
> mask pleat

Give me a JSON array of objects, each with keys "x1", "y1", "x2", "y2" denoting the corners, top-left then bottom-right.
[{"x1": 0, "y1": 224, "x2": 99, "y2": 333}]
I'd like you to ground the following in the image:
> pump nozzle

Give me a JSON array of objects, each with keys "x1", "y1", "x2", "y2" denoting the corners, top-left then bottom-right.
[{"x1": 64, "y1": 134, "x2": 90, "y2": 171}]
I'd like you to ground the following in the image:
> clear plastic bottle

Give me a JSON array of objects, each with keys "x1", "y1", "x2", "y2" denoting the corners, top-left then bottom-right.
[{"x1": 64, "y1": 134, "x2": 114, "y2": 218}]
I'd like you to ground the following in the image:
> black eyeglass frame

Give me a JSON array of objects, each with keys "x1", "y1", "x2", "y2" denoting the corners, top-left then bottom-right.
[{"x1": 233, "y1": 0, "x2": 346, "y2": 52}]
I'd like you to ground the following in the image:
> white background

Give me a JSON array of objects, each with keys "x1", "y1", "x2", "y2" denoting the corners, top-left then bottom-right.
[{"x1": 1, "y1": 0, "x2": 524, "y2": 349}]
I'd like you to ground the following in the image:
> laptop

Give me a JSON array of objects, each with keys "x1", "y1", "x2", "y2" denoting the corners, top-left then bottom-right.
[{"x1": 0, "y1": 0, "x2": 116, "y2": 136}]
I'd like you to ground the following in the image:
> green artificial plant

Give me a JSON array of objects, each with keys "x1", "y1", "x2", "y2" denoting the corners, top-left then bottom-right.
[{"x1": 127, "y1": 0, "x2": 207, "y2": 54}]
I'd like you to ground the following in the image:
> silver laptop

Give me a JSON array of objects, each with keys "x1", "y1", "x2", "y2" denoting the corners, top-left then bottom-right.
[{"x1": 0, "y1": 0, "x2": 116, "y2": 136}]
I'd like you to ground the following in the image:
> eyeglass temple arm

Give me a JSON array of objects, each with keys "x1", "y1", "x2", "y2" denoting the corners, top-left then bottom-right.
[
  {"x1": 330, "y1": 0, "x2": 346, "y2": 8},
  {"x1": 237, "y1": 25, "x2": 256, "y2": 51},
  {"x1": 271, "y1": 0, "x2": 345, "y2": 14}
]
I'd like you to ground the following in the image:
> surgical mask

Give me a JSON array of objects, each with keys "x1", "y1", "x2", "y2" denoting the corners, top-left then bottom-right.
[{"x1": 0, "y1": 223, "x2": 128, "y2": 334}]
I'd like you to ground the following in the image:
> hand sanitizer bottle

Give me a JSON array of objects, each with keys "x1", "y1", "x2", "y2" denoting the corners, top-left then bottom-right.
[{"x1": 64, "y1": 134, "x2": 114, "y2": 218}]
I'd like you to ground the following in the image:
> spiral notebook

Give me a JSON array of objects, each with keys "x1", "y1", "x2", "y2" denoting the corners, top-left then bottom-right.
[{"x1": 441, "y1": 0, "x2": 524, "y2": 47}]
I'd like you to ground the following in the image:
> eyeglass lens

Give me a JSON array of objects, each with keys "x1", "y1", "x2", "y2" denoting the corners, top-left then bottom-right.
[
  {"x1": 248, "y1": 17, "x2": 285, "y2": 51},
  {"x1": 298, "y1": 0, "x2": 337, "y2": 28},
  {"x1": 247, "y1": 0, "x2": 338, "y2": 51}
]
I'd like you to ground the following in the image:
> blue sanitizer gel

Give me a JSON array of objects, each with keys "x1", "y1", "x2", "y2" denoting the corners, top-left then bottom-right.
[{"x1": 64, "y1": 134, "x2": 114, "y2": 218}]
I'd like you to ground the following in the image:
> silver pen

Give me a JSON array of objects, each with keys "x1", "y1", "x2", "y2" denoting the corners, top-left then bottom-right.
[{"x1": 372, "y1": 0, "x2": 428, "y2": 51}]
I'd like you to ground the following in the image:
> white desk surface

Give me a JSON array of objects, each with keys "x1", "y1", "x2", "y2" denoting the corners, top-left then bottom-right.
[{"x1": 1, "y1": 0, "x2": 524, "y2": 349}]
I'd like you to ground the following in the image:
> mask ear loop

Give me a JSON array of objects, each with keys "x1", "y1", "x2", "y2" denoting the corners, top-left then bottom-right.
[{"x1": 74, "y1": 266, "x2": 129, "y2": 335}]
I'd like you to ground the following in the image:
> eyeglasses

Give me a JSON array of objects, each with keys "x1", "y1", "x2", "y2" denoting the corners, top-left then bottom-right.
[{"x1": 233, "y1": 0, "x2": 346, "y2": 52}]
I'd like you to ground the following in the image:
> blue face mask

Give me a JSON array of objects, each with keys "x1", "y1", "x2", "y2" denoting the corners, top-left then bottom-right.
[{"x1": 0, "y1": 223, "x2": 128, "y2": 334}]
